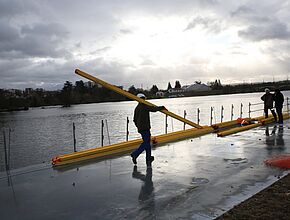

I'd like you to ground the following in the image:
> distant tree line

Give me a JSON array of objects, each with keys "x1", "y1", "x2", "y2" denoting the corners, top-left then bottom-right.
[
  {"x1": 167, "y1": 80, "x2": 182, "y2": 90},
  {"x1": 0, "y1": 79, "x2": 289, "y2": 111},
  {"x1": 0, "y1": 80, "x2": 128, "y2": 110},
  {"x1": 208, "y1": 79, "x2": 290, "y2": 94}
]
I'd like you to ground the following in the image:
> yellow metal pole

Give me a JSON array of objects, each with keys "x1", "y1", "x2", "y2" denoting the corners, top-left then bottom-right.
[
  {"x1": 75, "y1": 69, "x2": 203, "y2": 129},
  {"x1": 52, "y1": 126, "x2": 214, "y2": 166}
]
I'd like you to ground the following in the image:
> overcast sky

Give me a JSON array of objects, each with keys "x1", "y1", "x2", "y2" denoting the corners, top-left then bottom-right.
[{"x1": 1, "y1": 0, "x2": 290, "y2": 90}]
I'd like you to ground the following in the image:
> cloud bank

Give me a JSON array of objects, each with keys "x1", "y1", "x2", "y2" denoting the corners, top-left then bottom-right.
[{"x1": 0, "y1": 0, "x2": 290, "y2": 90}]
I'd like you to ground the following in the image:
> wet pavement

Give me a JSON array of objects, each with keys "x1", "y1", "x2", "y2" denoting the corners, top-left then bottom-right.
[{"x1": 1, "y1": 121, "x2": 290, "y2": 220}]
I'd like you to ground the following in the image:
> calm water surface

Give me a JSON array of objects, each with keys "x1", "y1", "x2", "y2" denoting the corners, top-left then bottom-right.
[{"x1": 0, "y1": 91, "x2": 289, "y2": 171}]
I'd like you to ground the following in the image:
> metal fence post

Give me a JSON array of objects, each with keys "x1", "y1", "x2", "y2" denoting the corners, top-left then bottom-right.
[
  {"x1": 73, "y1": 122, "x2": 77, "y2": 152},
  {"x1": 8, "y1": 128, "x2": 11, "y2": 169},
  {"x1": 101, "y1": 120, "x2": 104, "y2": 146},
  {"x1": 197, "y1": 108, "x2": 200, "y2": 125},
  {"x1": 221, "y1": 105, "x2": 224, "y2": 123},
  {"x1": 165, "y1": 115, "x2": 168, "y2": 134},
  {"x1": 126, "y1": 117, "x2": 129, "y2": 141},
  {"x1": 240, "y1": 103, "x2": 243, "y2": 118},
  {"x1": 231, "y1": 104, "x2": 234, "y2": 121},
  {"x1": 183, "y1": 110, "x2": 187, "y2": 130},
  {"x1": 210, "y1": 107, "x2": 213, "y2": 125},
  {"x1": 287, "y1": 97, "x2": 289, "y2": 113},
  {"x1": 105, "y1": 119, "x2": 111, "y2": 145},
  {"x1": 3, "y1": 130, "x2": 8, "y2": 170}
]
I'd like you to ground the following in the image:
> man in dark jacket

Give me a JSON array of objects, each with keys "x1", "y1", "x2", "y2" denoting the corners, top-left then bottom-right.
[
  {"x1": 274, "y1": 88, "x2": 284, "y2": 123},
  {"x1": 261, "y1": 88, "x2": 277, "y2": 121},
  {"x1": 131, "y1": 93, "x2": 166, "y2": 166}
]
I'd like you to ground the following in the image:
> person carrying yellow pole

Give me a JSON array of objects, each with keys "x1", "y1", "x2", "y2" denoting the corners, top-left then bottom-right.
[
  {"x1": 130, "y1": 93, "x2": 166, "y2": 166},
  {"x1": 74, "y1": 69, "x2": 203, "y2": 129}
]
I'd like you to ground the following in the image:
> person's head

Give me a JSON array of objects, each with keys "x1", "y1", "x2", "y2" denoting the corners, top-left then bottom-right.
[
  {"x1": 265, "y1": 88, "x2": 270, "y2": 94},
  {"x1": 275, "y1": 88, "x2": 280, "y2": 94},
  {"x1": 137, "y1": 93, "x2": 146, "y2": 99}
]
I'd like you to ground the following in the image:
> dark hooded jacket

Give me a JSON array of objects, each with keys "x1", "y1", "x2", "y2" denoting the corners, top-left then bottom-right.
[
  {"x1": 134, "y1": 103, "x2": 164, "y2": 132},
  {"x1": 261, "y1": 93, "x2": 274, "y2": 109},
  {"x1": 274, "y1": 91, "x2": 284, "y2": 108}
]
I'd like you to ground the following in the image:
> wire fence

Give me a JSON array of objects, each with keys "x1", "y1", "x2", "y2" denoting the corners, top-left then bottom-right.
[
  {"x1": 84, "y1": 97, "x2": 290, "y2": 146},
  {"x1": 1, "y1": 97, "x2": 289, "y2": 171}
]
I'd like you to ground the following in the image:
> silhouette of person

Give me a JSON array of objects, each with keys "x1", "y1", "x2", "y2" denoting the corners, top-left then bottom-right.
[
  {"x1": 276, "y1": 125, "x2": 284, "y2": 146},
  {"x1": 132, "y1": 166, "x2": 154, "y2": 201},
  {"x1": 132, "y1": 166, "x2": 155, "y2": 219},
  {"x1": 265, "y1": 125, "x2": 275, "y2": 149},
  {"x1": 131, "y1": 93, "x2": 166, "y2": 166},
  {"x1": 265, "y1": 125, "x2": 284, "y2": 151},
  {"x1": 261, "y1": 88, "x2": 277, "y2": 121},
  {"x1": 274, "y1": 88, "x2": 284, "y2": 124}
]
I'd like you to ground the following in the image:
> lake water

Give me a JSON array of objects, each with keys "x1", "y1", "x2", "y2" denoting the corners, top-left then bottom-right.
[{"x1": 0, "y1": 91, "x2": 289, "y2": 171}]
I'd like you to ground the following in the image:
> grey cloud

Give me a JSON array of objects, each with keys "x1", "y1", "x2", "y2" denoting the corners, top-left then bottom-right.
[
  {"x1": 0, "y1": 58, "x2": 78, "y2": 89},
  {"x1": 262, "y1": 42, "x2": 290, "y2": 71},
  {"x1": 116, "y1": 0, "x2": 218, "y2": 15},
  {"x1": 78, "y1": 58, "x2": 134, "y2": 84},
  {"x1": 0, "y1": 21, "x2": 19, "y2": 41},
  {"x1": 0, "y1": 0, "x2": 26, "y2": 18},
  {"x1": 0, "y1": 22, "x2": 70, "y2": 59},
  {"x1": 46, "y1": 0, "x2": 218, "y2": 21},
  {"x1": 120, "y1": 29, "x2": 133, "y2": 34},
  {"x1": 184, "y1": 16, "x2": 222, "y2": 33},
  {"x1": 129, "y1": 64, "x2": 210, "y2": 89},
  {"x1": 231, "y1": 5, "x2": 253, "y2": 17},
  {"x1": 21, "y1": 23, "x2": 67, "y2": 37},
  {"x1": 1, "y1": 0, "x2": 290, "y2": 90},
  {"x1": 140, "y1": 59, "x2": 155, "y2": 66},
  {"x1": 230, "y1": 1, "x2": 288, "y2": 25},
  {"x1": 238, "y1": 21, "x2": 290, "y2": 41},
  {"x1": 0, "y1": 42, "x2": 131, "y2": 89},
  {"x1": 90, "y1": 46, "x2": 112, "y2": 55},
  {"x1": 231, "y1": 6, "x2": 271, "y2": 25}
]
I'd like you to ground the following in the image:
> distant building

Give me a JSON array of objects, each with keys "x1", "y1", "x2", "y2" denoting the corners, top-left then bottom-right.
[
  {"x1": 35, "y1": 88, "x2": 44, "y2": 92},
  {"x1": 84, "y1": 81, "x2": 96, "y2": 88},
  {"x1": 168, "y1": 88, "x2": 184, "y2": 94},
  {"x1": 182, "y1": 83, "x2": 211, "y2": 92},
  {"x1": 25, "y1": 88, "x2": 33, "y2": 96},
  {"x1": 156, "y1": 91, "x2": 165, "y2": 97}
]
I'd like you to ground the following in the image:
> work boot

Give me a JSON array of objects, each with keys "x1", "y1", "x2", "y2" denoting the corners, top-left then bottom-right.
[
  {"x1": 130, "y1": 154, "x2": 137, "y2": 164},
  {"x1": 146, "y1": 156, "x2": 154, "y2": 166}
]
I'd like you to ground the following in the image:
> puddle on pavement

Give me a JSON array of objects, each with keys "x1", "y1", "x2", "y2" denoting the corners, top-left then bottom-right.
[
  {"x1": 223, "y1": 158, "x2": 248, "y2": 164},
  {"x1": 191, "y1": 177, "x2": 210, "y2": 185}
]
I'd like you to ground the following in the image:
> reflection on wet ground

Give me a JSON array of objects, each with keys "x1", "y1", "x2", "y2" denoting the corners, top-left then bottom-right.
[
  {"x1": 265, "y1": 125, "x2": 285, "y2": 150},
  {"x1": 0, "y1": 122, "x2": 290, "y2": 219},
  {"x1": 132, "y1": 166, "x2": 155, "y2": 219}
]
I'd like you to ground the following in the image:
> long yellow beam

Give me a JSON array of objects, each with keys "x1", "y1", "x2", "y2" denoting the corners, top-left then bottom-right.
[
  {"x1": 52, "y1": 115, "x2": 290, "y2": 167},
  {"x1": 75, "y1": 69, "x2": 203, "y2": 129},
  {"x1": 54, "y1": 125, "x2": 213, "y2": 163},
  {"x1": 51, "y1": 119, "x2": 242, "y2": 166},
  {"x1": 217, "y1": 113, "x2": 290, "y2": 137},
  {"x1": 217, "y1": 123, "x2": 262, "y2": 137},
  {"x1": 52, "y1": 126, "x2": 214, "y2": 166}
]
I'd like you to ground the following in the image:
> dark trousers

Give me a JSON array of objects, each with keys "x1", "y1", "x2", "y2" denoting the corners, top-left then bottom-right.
[
  {"x1": 276, "y1": 106, "x2": 283, "y2": 123},
  {"x1": 132, "y1": 130, "x2": 151, "y2": 160},
  {"x1": 264, "y1": 107, "x2": 277, "y2": 121}
]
